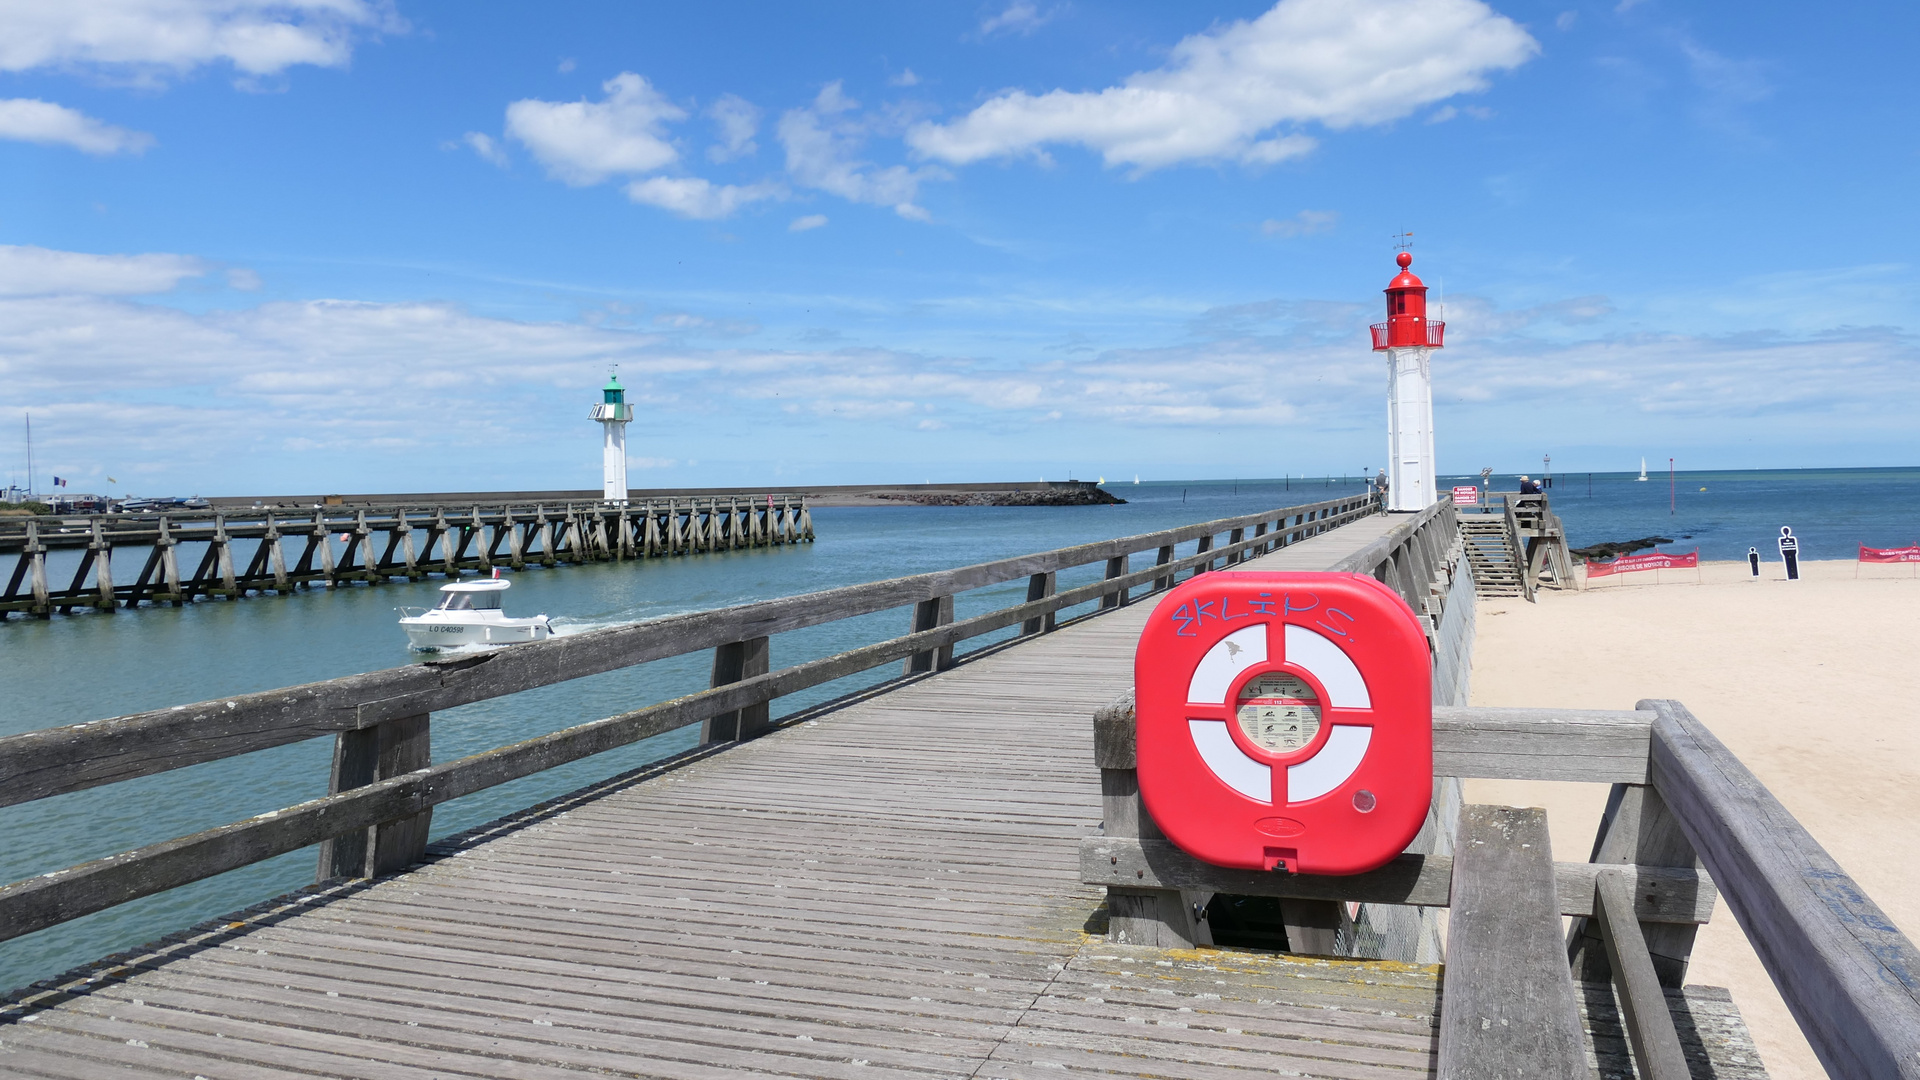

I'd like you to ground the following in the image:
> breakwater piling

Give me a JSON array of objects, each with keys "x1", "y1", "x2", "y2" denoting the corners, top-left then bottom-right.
[{"x1": 0, "y1": 497, "x2": 813, "y2": 618}]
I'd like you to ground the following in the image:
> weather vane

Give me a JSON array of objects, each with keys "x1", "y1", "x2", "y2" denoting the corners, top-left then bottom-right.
[{"x1": 1391, "y1": 230, "x2": 1414, "y2": 253}]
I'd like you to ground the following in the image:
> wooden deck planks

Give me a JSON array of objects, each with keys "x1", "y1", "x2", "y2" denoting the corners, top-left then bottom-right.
[{"x1": 0, "y1": 514, "x2": 1753, "y2": 1079}]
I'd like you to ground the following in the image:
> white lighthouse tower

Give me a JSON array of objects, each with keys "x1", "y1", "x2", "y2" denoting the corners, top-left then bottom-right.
[
  {"x1": 591, "y1": 369, "x2": 634, "y2": 503},
  {"x1": 1371, "y1": 252, "x2": 1445, "y2": 512}
]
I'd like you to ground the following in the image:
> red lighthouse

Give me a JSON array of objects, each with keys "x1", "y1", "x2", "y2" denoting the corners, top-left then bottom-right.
[
  {"x1": 1369, "y1": 252, "x2": 1443, "y2": 512},
  {"x1": 1371, "y1": 252, "x2": 1445, "y2": 350}
]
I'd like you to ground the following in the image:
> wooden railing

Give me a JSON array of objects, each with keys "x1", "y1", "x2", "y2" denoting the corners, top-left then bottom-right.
[
  {"x1": 0, "y1": 493, "x2": 1380, "y2": 945},
  {"x1": 1086, "y1": 696, "x2": 1920, "y2": 1080}
]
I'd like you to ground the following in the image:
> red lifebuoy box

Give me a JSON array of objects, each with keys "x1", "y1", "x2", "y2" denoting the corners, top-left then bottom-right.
[{"x1": 1134, "y1": 572, "x2": 1432, "y2": 875}]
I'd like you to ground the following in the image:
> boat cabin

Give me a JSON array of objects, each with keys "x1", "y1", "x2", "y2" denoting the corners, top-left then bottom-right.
[{"x1": 434, "y1": 579, "x2": 510, "y2": 611}]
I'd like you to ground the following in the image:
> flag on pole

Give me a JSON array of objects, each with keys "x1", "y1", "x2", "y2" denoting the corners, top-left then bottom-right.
[{"x1": 52, "y1": 476, "x2": 68, "y2": 487}]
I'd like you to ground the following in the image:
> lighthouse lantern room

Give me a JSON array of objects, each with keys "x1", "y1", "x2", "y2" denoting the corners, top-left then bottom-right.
[
  {"x1": 1371, "y1": 252, "x2": 1445, "y2": 512},
  {"x1": 591, "y1": 369, "x2": 634, "y2": 503}
]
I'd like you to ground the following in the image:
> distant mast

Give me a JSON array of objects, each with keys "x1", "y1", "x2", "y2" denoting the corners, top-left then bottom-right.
[
  {"x1": 592, "y1": 369, "x2": 634, "y2": 504},
  {"x1": 1637, "y1": 457, "x2": 1649, "y2": 482},
  {"x1": 1372, "y1": 249, "x2": 1445, "y2": 512}
]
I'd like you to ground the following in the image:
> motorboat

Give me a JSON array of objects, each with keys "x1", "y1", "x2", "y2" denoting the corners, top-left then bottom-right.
[{"x1": 398, "y1": 576, "x2": 552, "y2": 650}]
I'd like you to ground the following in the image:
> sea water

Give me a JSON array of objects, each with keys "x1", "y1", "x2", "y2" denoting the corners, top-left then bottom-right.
[
  {"x1": 3, "y1": 469, "x2": 1914, "y2": 992},
  {"x1": 1466, "y1": 467, "x2": 1920, "y2": 561}
]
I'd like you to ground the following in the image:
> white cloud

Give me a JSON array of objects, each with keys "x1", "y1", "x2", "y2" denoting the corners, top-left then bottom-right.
[
  {"x1": 908, "y1": 0, "x2": 1537, "y2": 170},
  {"x1": 1261, "y1": 210, "x2": 1338, "y2": 237},
  {"x1": 461, "y1": 131, "x2": 508, "y2": 167},
  {"x1": 226, "y1": 267, "x2": 263, "y2": 291},
  {"x1": 0, "y1": 98, "x2": 153, "y2": 154},
  {"x1": 625, "y1": 176, "x2": 781, "y2": 219},
  {"x1": 506, "y1": 72, "x2": 684, "y2": 185},
  {"x1": 980, "y1": 1, "x2": 1054, "y2": 36},
  {"x1": 705, "y1": 93, "x2": 759, "y2": 162},
  {"x1": 0, "y1": 0, "x2": 397, "y2": 78},
  {"x1": 777, "y1": 83, "x2": 943, "y2": 219},
  {"x1": 0, "y1": 244, "x2": 206, "y2": 296},
  {"x1": 889, "y1": 68, "x2": 920, "y2": 88},
  {"x1": 8, "y1": 243, "x2": 1916, "y2": 489},
  {"x1": 789, "y1": 214, "x2": 828, "y2": 232}
]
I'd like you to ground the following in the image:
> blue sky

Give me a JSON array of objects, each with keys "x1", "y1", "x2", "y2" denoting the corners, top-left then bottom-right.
[{"x1": 1, "y1": 0, "x2": 1915, "y2": 496}]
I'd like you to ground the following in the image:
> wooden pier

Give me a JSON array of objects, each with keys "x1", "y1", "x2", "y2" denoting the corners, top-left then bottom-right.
[
  {"x1": 3, "y1": 495, "x2": 1914, "y2": 1079},
  {"x1": 0, "y1": 497, "x2": 814, "y2": 619}
]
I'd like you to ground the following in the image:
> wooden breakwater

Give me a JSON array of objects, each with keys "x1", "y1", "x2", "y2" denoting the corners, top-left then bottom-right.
[
  {"x1": 0, "y1": 497, "x2": 812, "y2": 619},
  {"x1": 207, "y1": 479, "x2": 1123, "y2": 511}
]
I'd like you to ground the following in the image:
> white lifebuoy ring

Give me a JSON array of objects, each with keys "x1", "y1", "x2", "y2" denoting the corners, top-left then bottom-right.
[{"x1": 1183, "y1": 623, "x2": 1373, "y2": 805}]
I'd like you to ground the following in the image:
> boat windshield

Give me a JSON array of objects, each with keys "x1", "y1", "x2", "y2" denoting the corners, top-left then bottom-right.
[{"x1": 437, "y1": 590, "x2": 502, "y2": 611}]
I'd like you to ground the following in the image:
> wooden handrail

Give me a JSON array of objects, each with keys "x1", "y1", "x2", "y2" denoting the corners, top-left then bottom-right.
[
  {"x1": 1648, "y1": 698, "x2": 1920, "y2": 1080},
  {"x1": 0, "y1": 494, "x2": 1378, "y2": 809}
]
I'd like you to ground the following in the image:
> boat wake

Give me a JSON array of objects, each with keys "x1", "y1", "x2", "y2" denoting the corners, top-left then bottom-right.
[{"x1": 547, "y1": 615, "x2": 641, "y2": 637}]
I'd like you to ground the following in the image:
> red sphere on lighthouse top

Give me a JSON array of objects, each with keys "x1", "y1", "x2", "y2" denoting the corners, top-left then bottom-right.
[{"x1": 1372, "y1": 253, "x2": 1445, "y2": 350}]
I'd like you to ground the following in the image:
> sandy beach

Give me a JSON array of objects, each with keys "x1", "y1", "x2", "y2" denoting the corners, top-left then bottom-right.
[{"x1": 1467, "y1": 557, "x2": 1920, "y2": 1079}]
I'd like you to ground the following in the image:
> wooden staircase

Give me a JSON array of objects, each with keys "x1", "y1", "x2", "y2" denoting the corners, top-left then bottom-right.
[{"x1": 1459, "y1": 513, "x2": 1529, "y2": 598}]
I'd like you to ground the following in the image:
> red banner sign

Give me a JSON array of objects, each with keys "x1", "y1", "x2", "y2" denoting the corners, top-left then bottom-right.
[
  {"x1": 1586, "y1": 549, "x2": 1699, "y2": 577},
  {"x1": 1860, "y1": 545, "x2": 1920, "y2": 563},
  {"x1": 1451, "y1": 486, "x2": 1480, "y2": 506}
]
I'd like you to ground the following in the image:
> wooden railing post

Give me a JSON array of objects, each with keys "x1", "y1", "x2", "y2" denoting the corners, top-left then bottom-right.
[
  {"x1": 1191, "y1": 534, "x2": 1214, "y2": 577},
  {"x1": 703, "y1": 636, "x2": 772, "y2": 742},
  {"x1": 1568, "y1": 783, "x2": 1702, "y2": 987},
  {"x1": 1022, "y1": 572, "x2": 1056, "y2": 635},
  {"x1": 1153, "y1": 545, "x2": 1175, "y2": 591},
  {"x1": 1101, "y1": 554, "x2": 1129, "y2": 609},
  {"x1": 904, "y1": 595, "x2": 955, "y2": 673},
  {"x1": 1223, "y1": 527, "x2": 1245, "y2": 566},
  {"x1": 316, "y1": 713, "x2": 432, "y2": 881},
  {"x1": 1095, "y1": 694, "x2": 1203, "y2": 948}
]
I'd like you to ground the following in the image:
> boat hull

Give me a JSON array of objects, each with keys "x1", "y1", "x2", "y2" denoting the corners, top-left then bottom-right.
[{"x1": 399, "y1": 616, "x2": 552, "y2": 650}]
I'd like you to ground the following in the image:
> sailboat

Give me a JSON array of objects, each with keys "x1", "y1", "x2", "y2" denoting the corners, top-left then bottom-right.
[{"x1": 1636, "y1": 457, "x2": 1649, "y2": 482}]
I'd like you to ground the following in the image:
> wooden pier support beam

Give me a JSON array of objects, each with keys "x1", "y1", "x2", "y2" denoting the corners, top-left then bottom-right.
[
  {"x1": 536, "y1": 509, "x2": 557, "y2": 567},
  {"x1": 313, "y1": 512, "x2": 337, "y2": 587},
  {"x1": 265, "y1": 515, "x2": 290, "y2": 592},
  {"x1": 88, "y1": 520, "x2": 115, "y2": 611},
  {"x1": 397, "y1": 516, "x2": 421, "y2": 579}
]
